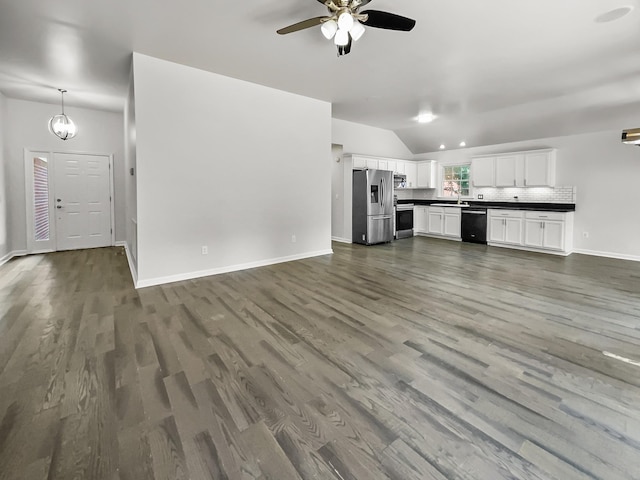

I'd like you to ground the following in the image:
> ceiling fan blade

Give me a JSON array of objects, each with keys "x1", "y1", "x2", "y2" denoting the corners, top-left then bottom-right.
[
  {"x1": 361, "y1": 10, "x2": 416, "y2": 31},
  {"x1": 277, "y1": 16, "x2": 328, "y2": 35}
]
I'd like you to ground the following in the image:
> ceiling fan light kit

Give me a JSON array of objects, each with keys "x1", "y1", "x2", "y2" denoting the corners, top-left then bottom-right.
[
  {"x1": 48, "y1": 89, "x2": 77, "y2": 141},
  {"x1": 277, "y1": 0, "x2": 416, "y2": 56}
]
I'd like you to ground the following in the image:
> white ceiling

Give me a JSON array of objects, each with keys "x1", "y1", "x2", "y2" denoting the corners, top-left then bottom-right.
[{"x1": 1, "y1": 0, "x2": 639, "y2": 153}]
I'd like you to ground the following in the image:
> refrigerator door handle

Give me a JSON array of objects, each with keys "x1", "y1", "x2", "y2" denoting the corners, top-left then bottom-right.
[{"x1": 381, "y1": 177, "x2": 385, "y2": 210}]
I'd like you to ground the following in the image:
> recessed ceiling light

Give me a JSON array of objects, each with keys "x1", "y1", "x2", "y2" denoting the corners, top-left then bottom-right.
[
  {"x1": 595, "y1": 6, "x2": 634, "y2": 23},
  {"x1": 459, "y1": 141, "x2": 466, "y2": 147},
  {"x1": 439, "y1": 144, "x2": 445, "y2": 150},
  {"x1": 417, "y1": 113, "x2": 437, "y2": 123}
]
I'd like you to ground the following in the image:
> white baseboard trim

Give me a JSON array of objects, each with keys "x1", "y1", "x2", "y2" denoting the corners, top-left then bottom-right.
[
  {"x1": 121, "y1": 243, "x2": 139, "y2": 287},
  {"x1": 416, "y1": 233, "x2": 462, "y2": 242},
  {"x1": 573, "y1": 249, "x2": 640, "y2": 262},
  {"x1": 487, "y1": 242, "x2": 571, "y2": 256},
  {"x1": 115, "y1": 241, "x2": 127, "y2": 247},
  {"x1": 136, "y1": 249, "x2": 334, "y2": 289},
  {"x1": 331, "y1": 236, "x2": 352, "y2": 244},
  {"x1": 0, "y1": 250, "x2": 28, "y2": 267}
]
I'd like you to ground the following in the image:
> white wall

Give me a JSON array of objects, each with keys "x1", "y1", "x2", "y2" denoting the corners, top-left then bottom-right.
[
  {"x1": 124, "y1": 67, "x2": 138, "y2": 276},
  {"x1": 330, "y1": 144, "x2": 346, "y2": 241},
  {"x1": 0, "y1": 92, "x2": 8, "y2": 261},
  {"x1": 416, "y1": 130, "x2": 640, "y2": 260},
  {"x1": 132, "y1": 53, "x2": 332, "y2": 286},
  {"x1": 4, "y1": 98, "x2": 125, "y2": 252},
  {"x1": 332, "y1": 118, "x2": 413, "y2": 159}
]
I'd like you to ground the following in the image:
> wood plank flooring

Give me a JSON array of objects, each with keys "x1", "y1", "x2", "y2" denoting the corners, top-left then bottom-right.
[{"x1": 1, "y1": 238, "x2": 640, "y2": 479}]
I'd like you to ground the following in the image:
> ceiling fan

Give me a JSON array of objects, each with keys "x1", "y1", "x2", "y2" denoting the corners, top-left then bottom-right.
[{"x1": 277, "y1": 0, "x2": 416, "y2": 56}]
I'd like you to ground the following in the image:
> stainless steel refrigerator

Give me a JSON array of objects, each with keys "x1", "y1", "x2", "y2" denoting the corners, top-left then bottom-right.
[{"x1": 352, "y1": 169, "x2": 394, "y2": 245}]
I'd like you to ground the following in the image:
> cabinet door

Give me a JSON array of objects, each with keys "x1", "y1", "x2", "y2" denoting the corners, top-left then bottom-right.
[
  {"x1": 395, "y1": 161, "x2": 406, "y2": 175},
  {"x1": 417, "y1": 161, "x2": 434, "y2": 188},
  {"x1": 504, "y1": 218, "x2": 523, "y2": 245},
  {"x1": 428, "y1": 211, "x2": 444, "y2": 234},
  {"x1": 366, "y1": 158, "x2": 378, "y2": 170},
  {"x1": 495, "y1": 155, "x2": 519, "y2": 187},
  {"x1": 443, "y1": 211, "x2": 461, "y2": 237},
  {"x1": 352, "y1": 156, "x2": 366, "y2": 169},
  {"x1": 414, "y1": 207, "x2": 427, "y2": 233},
  {"x1": 405, "y1": 162, "x2": 418, "y2": 188},
  {"x1": 386, "y1": 160, "x2": 397, "y2": 173},
  {"x1": 543, "y1": 220, "x2": 564, "y2": 250},
  {"x1": 378, "y1": 160, "x2": 388, "y2": 171},
  {"x1": 471, "y1": 157, "x2": 495, "y2": 187},
  {"x1": 524, "y1": 151, "x2": 552, "y2": 186},
  {"x1": 524, "y1": 220, "x2": 544, "y2": 247},
  {"x1": 489, "y1": 217, "x2": 507, "y2": 243}
]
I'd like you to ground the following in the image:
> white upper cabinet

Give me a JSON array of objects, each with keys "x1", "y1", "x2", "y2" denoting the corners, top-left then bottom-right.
[
  {"x1": 395, "y1": 161, "x2": 406, "y2": 175},
  {"x1": 417, "y1": 161, "x2": 436, "y2": 188},
  {"x1": 495, "y1": 154, "x2": 523, "y2": 187},
  {"x1": 471, "y1": 157, "x2": 495, "y2": 187},
  {"x1": 366, "y1": 158, "x2": 379, "y2": 170},
  {"x1": 524, "y1": 150, "x2": 556, "y2": 187},
  {"x1": 386, "y1": 160, "x2": 396, "y2": 173},
  {"x1": 405, "y1": 162, "x2": 418, "y2": 188},
  {"x1": 472, "y1": 149, "x2": 556, "y2": 188}
]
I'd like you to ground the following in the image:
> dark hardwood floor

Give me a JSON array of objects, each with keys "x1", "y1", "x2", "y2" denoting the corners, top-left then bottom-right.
[{"x1": 1, "y1": 237, "x2": 640, "y2": 480}]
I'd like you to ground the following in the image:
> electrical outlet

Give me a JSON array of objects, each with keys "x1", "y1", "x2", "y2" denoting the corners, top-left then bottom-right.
[
  {"x1": 291, "y1": 235, "x2": 296, "y2": 243},
  {"x1": 582, "y1": 232, "x2": 589, "y2": 238},
  {"x1": 478, "y1": 194, "x2": 484, "y2": 200},
  {"x1": 201, "y1": 246, "x2": 208, "y2": 255}
]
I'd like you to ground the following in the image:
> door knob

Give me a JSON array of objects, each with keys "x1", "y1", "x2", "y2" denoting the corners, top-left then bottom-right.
[
  {"x1": 57, "y1": 199, "x2": 62, "y2": 202},
  {"x1": 56, "y1": 205, "x2": 62, "y2": 209}
]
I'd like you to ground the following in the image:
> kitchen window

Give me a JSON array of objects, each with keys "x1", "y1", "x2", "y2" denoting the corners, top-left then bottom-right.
[{"x1": 442, "y1": 164, "x2": 470, "y2": 198}]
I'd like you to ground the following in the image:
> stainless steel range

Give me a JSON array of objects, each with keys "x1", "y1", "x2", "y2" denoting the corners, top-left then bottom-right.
[{"x1": 394, "y1": 198, "x2": 414, "y2": 239}]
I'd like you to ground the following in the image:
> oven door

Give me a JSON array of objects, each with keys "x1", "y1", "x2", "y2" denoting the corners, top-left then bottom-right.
[{"x1": 396, "y1": 208, "x2": 414, "y2": 238}]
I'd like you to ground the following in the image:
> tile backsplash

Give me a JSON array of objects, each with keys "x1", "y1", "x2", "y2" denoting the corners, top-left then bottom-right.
[
  {"x1": 395, "y1": 186, "x2": 577, "y2": 203},
  {"x1": 473, "y1": 186, "x2": 577, "y2": 204}
]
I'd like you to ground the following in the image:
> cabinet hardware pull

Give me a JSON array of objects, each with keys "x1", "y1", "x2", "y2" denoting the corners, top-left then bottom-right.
[{"x1": 524, "y1": 179, "x2": 527, "y2": 186}]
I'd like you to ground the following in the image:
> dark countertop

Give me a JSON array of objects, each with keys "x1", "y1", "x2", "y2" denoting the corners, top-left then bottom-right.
[{"x1": 397, "y1": 199, "x2": 576, "y2": 212}]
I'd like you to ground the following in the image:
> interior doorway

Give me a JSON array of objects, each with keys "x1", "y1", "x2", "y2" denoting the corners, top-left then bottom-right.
[{"x1": 24, "y1": 150, "x2": 115, "y2": 253}]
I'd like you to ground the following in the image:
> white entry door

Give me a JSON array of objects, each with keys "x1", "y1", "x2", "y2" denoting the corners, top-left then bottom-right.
[{"x1": 53, "y1": 153, "x2": 112, "y2": 251}]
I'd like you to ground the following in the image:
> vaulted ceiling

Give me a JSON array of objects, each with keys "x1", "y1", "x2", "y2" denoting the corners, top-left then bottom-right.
[{"x1": 1, "y1": 0, "x2": 638, "y2": 153}]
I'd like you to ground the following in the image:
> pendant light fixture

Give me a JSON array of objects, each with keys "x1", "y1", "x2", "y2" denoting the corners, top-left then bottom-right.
[{"x1": 48, "y1": 89, "x2": 77, "y2": 141}]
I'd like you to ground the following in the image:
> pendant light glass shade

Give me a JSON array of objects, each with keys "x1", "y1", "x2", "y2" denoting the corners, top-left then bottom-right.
[
  {"x1": 350, "y1": 21, "x2": 365, "y2": 41},
  {"x1": 334, "y1": 28, "x2": 349, "y2": 46},
  {"x1": 48, "y1": 89, "x2": 77, "y2": 141},
  {"x1": 321, "y1": 19, "x2": 338, "y2": 39},
  {"x1": 337, "y1": 12, "x2": 354, "y2": 31}
]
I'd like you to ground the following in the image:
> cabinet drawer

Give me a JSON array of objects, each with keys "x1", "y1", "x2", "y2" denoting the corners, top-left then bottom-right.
[
  {"x1": 488, "y1": 209, "x2": 523, "y2": 219},
  {"x1": 524, "y1": 211, "x2": 566, "y2": 221},
  {"x1": 428, "y1": 206, "x2": 444, "y2": 214}
]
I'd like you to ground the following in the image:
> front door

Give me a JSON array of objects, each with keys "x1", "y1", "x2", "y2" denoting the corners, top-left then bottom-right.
[{"x1": 53, "y1": 153, "x2": 112, "y2": 251}]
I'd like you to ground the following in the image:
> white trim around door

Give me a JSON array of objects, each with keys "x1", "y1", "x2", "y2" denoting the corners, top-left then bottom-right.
[{"x1": 24, "y1": 149, "x2": 116, "y2": 254}]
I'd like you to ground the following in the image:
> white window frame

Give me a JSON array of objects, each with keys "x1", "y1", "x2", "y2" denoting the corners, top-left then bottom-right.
[{"x1": 438, "y1": 163, "x2": 472, "y2": 199}]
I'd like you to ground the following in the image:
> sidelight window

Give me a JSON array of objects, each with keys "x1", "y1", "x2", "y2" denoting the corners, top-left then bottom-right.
[{"x1": 33, "y1": 157, "x2": 50, "y2": 241}]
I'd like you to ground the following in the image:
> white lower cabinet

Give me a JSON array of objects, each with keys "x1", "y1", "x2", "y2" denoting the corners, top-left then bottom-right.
[
  {"x1": 524, "y1": 213, "x2": 566, "y2": 250},
  {"x1": 416, "y1": 206, "x2": 461, "y2": 240},
  {"x1": 489, "y1": 209, "x2": 573, "y2": 255},
  {"x1": 428, "y1": 208, "x2": 444, "y2": 235},
  {"x1": 414, "y1": 206, "x2": 428, "y2": 233},
  {"x1": 488, "y1": 210, "x2": 523, "y2": 245},
  {"x1": 444, "y1": 210, "x2": 461, "y2": 237}
]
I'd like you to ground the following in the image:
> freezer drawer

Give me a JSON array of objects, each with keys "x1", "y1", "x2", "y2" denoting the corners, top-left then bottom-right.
[{"x1": 367, "y1": 215, "x2": 393, "y2": 245}]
